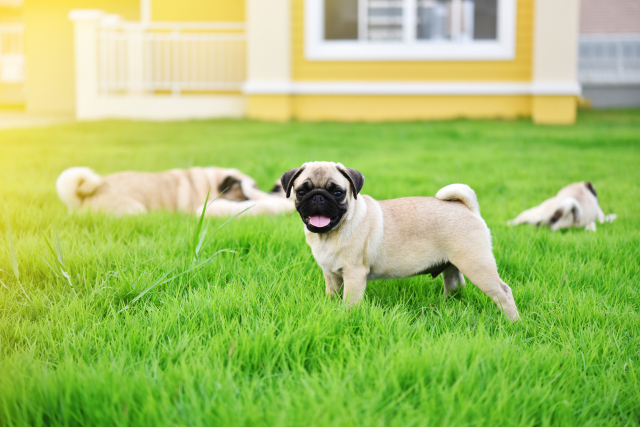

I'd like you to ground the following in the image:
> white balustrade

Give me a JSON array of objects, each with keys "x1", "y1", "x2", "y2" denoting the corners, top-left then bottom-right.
[
  {"x1": 97, "y1": 18, "x2": 246, "y2": 95},
  {"x1": 69, "y1": 10, "x2": 247, "y2": 120},
  {"x1": 0, "y1": 23, "x2": 25, "y2": 83},
  {"x1": 579, "y1": 35, "x2": 640, "y2": 84}
]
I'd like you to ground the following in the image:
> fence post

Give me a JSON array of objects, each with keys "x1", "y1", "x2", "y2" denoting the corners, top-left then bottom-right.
[
  {"x1": 69, "y1": 10, "x2": 105, "y2": 120},
  {"x1": 127, "y1": 26, "x2": 146, "y2": 93}
]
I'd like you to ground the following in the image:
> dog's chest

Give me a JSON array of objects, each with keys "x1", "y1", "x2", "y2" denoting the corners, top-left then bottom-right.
[{"x1": 306, "y1": 233, "x2": 350, "y2": 273}]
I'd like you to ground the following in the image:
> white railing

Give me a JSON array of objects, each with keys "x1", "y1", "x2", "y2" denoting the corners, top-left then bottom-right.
[
  {"x1": 0, "y1": 23, "x2": 25, "y2": 83},
  {"x1": 69, "y1": 10, "x2": 247, "y2": 120},
  {"x1": 97, "y1": 16, "x2": 245, "y2": 95},
  {"x1": 578, "y1": 35, "x2": 640, "y2": 84}
]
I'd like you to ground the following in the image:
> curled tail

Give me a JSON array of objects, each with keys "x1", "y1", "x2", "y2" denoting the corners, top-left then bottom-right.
[
  {"x1": 56, "y1": 167, "x2": 102, "y2": 212},
  {"x1": 435, "y1": 183, "x2": 480, "y2": 215}
]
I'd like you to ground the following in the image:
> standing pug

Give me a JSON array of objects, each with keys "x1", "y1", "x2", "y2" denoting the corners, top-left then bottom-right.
[{"x1": 281, "y1": 161, "x2": 519, "y2": 321}]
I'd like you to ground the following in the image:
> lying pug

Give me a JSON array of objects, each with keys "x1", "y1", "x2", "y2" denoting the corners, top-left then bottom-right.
[
  {"x1": 57, "y1": 166, "x2": 288, "y2": 216},
  {"x1": 198, "y1": 180, "x2": 295, "y2": 218},
  {"x1": 507, "y1": 181, "x2": 617, "y2": 232},
  {"x1": 281, "y1": 161, "x2": 519, "y2": 321}
]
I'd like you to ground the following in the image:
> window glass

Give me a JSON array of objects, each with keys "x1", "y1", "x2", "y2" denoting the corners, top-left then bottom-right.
[
  {"x1": 325, "y1": 0, "x2": 358, "y2": 40},
  {"x1": 325, "y1": 0, "x2": 498, "y2": 42},
  {"x1": 417, "y1": 0, "x2": 452, "y2": 40},
  {"x1": 473, "y1": 0, "x2": 497, "y2": 40}
]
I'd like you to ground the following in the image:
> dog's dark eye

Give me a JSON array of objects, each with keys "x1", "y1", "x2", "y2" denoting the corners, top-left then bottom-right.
[
  {"x1": 296, "y1": 189, "x2": 306, "y2": 197},
  {"x1": 333, "y1": 190, "x2": 343, "y2": 198}
]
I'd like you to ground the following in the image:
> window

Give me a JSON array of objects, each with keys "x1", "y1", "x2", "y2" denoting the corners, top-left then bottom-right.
[{"x1": 306, "y1": 0, "x2": 516, "y2": 61}]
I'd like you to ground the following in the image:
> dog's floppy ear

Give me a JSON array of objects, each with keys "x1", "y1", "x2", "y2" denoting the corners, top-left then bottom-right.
[
  {"x1": 337, "y1": 166, "x2": 365, "y2": 200},
  {"x1": 281, "y1": 166, "x2": 306, "y2": 198},
  {"x1": 585, "y1": 181, "x2": 597, "y2": 198},
  {"x1": 218, "y1": 175, "x2": 240, "y2": 194}
]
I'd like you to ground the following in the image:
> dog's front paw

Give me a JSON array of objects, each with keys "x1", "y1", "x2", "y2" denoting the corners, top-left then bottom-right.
[
  {"x1": 585, "y1": 222, "x2": 597, "y2": 232},
  {"x1": 605, "y1": 214, "x2": 617, "y2": 223}
]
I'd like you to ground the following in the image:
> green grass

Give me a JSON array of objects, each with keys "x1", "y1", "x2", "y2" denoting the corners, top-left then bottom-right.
[{"x1": 1, "y1": 110, "x2": 639, "y2": 426}]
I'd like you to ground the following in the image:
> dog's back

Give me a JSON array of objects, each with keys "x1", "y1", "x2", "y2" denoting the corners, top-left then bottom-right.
[{"x1": 56, "y1": 166, "x2": 253, "y2": 215}]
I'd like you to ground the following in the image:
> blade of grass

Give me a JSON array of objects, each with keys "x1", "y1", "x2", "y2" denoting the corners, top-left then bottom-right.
[
  {"x1": 5, "y1": 222, "x2": 19, "y2": 281},
  {"x1": 195, "y1": 204, "x2": 256, "y2": 256},
  {"x1": 40, "y1": 256, "x2": 60, "y2": 278},
  {"x1": 53, "y1": 229, "x2": 65, "y2": 267},
  {"x1": 195, "y1": 220, "x2": 209, "y2": 260},
  {"x1": 119, "y1": 248, "x2": 234, "y2": 313},
  {"x1": 191, "y1": 188, "x2": 212, "y2": 261},
  {"x1": 43, "y1": 232, "x2": 73, "y2": 287},
  {"x1": 203, "y1": 204, "x2": 255, "y2": 249}
]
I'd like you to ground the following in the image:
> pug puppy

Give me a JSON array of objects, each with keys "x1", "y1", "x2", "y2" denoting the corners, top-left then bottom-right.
[
  {"x1": 57, "y1": 166, "x2": 267, "y2": 216},
  {"x1": 281, "y1": 161, "x2": 520, "y2": 321},
  {"x1": 507, "y1": 181, "x2": 617, "y2": 232}
]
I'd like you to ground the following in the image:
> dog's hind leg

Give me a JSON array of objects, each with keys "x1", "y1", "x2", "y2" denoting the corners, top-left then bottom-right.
[
  {"x1": 449, "y1": 253, "x2": 520, "y2": 321},
  {"x1": 442, "y1": 264, "x2": 465, "y2": 296},
  {"x1": 507, "y1": 205, "x2": 543, "y2": 226},
  {"x1": 112, "y1": 199, "x2": 147, "y2": 216}
]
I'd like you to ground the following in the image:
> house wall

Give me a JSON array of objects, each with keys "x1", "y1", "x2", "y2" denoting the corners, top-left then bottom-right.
[
  {"x1": 152, "y1": 0, "x2": 243, "y2": 22},
  {"x1": 580, "y1": 0, "x2": 640, "y2": 34},
  {"x1": 22, "y1": 0, "x2": 139, "y2": 115},
  {"x1": 291, "y1": 0, "x2": 534, "y2": 82},
  {"x1": 246, "y1": 0, "x2": 579, "y2": 124}
]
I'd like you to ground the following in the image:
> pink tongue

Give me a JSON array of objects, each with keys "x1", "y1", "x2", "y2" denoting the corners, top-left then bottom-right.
[{"x1": 309, "y1": 215, "x2": 331, "y2": 227}]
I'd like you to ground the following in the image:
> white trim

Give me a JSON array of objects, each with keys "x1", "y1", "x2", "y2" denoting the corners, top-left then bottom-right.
[
  {"x1": 75, "y1": 94, "x2": 246, "y2": 121},
  {"x1": 140, "y1": 0, "x2": 151, "y2": 25},
  {"x1": 115, "y1": 21, "x2": 245, "y2": 30},
  {"x1": 243, "y1": 81, "x2": 581, "y2": 95},
  {"x1": 305, "y1": 0, "x2": 516, "y2": 61},
  {"x1": 530, "y1": 82, "x2": 581, "y2": 95},
  {"x1": 68, "y1": 9, "x2": 106, "y2": 21}
]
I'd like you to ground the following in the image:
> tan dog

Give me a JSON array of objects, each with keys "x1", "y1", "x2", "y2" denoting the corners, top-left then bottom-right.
[
  {"x1": 508, "y1": 181, "x2": 617, "y2": 232},
  {"x1": 57, "y1": 166, "x2": 287, "y2": 216},
  {"x1": 198, "y1": 180, "x2": 295, "y2": 218},
  {"x1": 281, "y1": 161, "x2": 520, "y2": 321}
]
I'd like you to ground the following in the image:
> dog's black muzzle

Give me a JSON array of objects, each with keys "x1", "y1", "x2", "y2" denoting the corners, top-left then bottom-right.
[{"x1": 296, "y1": 188, "x2": 348, "y2": 233}]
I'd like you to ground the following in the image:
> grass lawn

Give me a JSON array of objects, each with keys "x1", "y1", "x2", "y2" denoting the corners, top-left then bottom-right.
[{"x1": 1, "y1": 110, "x2": 639, "y2": 426}]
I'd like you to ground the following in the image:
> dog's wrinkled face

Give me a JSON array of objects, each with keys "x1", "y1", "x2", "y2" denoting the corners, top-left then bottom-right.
[
  {"x1": 218, "y1": 175, "x2": 249, "y2": 202},
  {"x1": 281, "y1": 162, "x2": 364, "y2": 233}
]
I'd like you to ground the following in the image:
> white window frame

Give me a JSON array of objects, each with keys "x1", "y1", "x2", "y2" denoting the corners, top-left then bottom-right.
[{"x1": 305, "y1": 0, "x2": 516, "y2": 61}]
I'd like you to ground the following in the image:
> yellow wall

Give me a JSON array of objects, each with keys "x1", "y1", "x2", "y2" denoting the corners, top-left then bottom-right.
[
  {"x1": 22, "y1": 0, "x2": 139, "y2": 115},
  {"x1": 291, "y1": 95, "x2": 532, "y2": 121},
  {"x1": 247, "y1": 94, "x2": 533, "y2": 122},
  {"x1": 291, "y1": 0, "x2": 534, "y2": 82},
  {"x1": 152, "y1": 0, "x2": 243, "y2": 22},
  {"x1": 0, "y1": 5, "x2": 22, "y2": 20},
  {"x1": 532, "y1": 96, "x2": 576, "y2": 125}
]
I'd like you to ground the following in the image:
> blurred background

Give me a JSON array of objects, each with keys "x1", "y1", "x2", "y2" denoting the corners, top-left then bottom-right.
[{"x1": 0, "y1": 0, "x2": 638, "y2": 127}]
